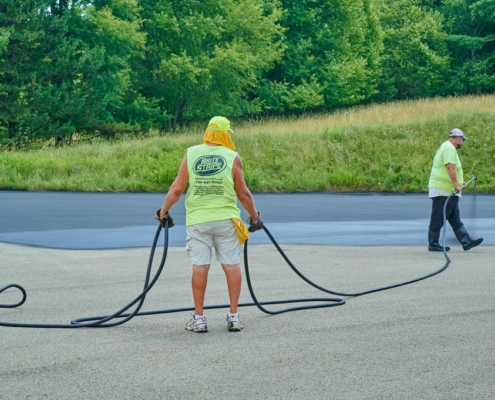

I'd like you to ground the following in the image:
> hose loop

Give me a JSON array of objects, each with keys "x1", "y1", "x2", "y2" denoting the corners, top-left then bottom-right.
[{"x1": 0, "y1": 284, "x2": 27, "y2": 308}]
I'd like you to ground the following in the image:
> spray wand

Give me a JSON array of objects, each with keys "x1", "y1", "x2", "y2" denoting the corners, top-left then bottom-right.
[{"x1": 454, "y1": 175, "x2": 477, "y2": 194}]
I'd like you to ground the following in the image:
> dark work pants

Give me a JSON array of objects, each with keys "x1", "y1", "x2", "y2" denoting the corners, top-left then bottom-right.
[{"x1": 429, "y1": 196, "x2": 464, "y2": 233}]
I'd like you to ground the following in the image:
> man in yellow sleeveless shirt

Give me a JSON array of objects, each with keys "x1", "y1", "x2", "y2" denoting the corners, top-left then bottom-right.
[{"x1": 158, "y1": 116, "x2": 263, "y2": 332}]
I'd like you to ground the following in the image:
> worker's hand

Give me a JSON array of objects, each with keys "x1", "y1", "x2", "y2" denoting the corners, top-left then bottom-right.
[
  {"x1": 454, "y1": 184, "x2": 462, "y2": 193},
  {"x1": 155, "y1": 209, "x2": 175, "y2": 228},
  {"x1": 247, "y1": 213, "x2": 263, "y2": 232}
]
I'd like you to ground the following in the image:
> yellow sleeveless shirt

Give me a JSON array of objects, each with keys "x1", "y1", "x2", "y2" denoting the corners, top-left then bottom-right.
[{"x1": 185, "y1": 144, "x2": 241, "y2": 226}]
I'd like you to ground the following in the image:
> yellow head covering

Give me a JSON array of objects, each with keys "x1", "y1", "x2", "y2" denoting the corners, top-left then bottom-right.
[{"x1": 203, "y1": 116, "x2": 235, "y2": 151}]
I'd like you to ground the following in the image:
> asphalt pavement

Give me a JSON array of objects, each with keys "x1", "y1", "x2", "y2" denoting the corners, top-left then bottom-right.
[
  {"x1": 1, "y1": 191, "x2": 494, "y2": 399},
  {"x1": 1, "y1": 191, "x2": 494, "y2": 248}
]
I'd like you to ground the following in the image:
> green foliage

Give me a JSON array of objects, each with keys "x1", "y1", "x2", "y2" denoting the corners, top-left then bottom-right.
[
  {"x1": 132, "y1": 0, "x2": 285, "y2": 130},
  {"x1": 256, "y1": 76, "x2": 328, "y2": 113},
  {"x1": 1, "y1": 96, "x2": 494, "y2": 193},
  {"x1": 441, "y1": 0, "x2": 495, "y2": 94},
  {"x1": 374, "y1": 0, "x2": 450, "y2": 101},
  {"x1": 0, "y1": 28, "x2": 9, "y2": 53},
  {"x1": 1, "y1": 0, "x2": 495, "y2": 142},
  {"x1": 0, "y1": 0, "x2": 145, "y2": 145},
  {"x1": 266, "y1": 0, "x2": 382, "y2": 111}
]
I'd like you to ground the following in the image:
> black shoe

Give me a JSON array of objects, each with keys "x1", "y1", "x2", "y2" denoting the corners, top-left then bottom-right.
[
  {"x1": 428, "y1": 245, "x2": 450, "y2": 252},
  {"x1": 453, "y1": 226, "x2": 483, "y2": 251},
  {"x1": 463, "y1": 238, "x2": 483, "y2": 251},
  {"x1": 428, "y1": 229, "x2": 450, "y2": 252}
]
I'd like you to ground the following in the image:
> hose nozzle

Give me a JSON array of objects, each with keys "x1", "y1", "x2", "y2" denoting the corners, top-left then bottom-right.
[
  {"x1": 465, "y1": 176, "x2": 477, "y2": 186},
  {"x1": 456, "y1": 176, "x2": 478, "y2": 193},
  {"x1": 453, "y1": 176, "x2": 477, "y2": 195}
]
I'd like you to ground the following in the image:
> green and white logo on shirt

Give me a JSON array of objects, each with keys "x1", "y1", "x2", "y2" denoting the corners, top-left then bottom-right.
[{"x1": 193, "y1": 155, "x2": 227, "y2": 176}]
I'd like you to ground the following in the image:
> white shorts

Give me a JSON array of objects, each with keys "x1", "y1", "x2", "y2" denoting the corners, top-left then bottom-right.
[{"x1": 186, "y1": 219, "x2": 242, "y2": 265}]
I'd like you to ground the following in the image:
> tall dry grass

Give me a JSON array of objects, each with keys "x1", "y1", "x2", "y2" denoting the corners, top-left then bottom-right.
[
  {"x1": 238, "y1": 95, "x2": 495, "y2": 134},
  {"x1": 1, "y1": 95, "x2": 494, "y2": 193}
]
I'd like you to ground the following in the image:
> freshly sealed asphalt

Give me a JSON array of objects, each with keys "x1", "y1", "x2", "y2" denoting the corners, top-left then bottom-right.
[
  {"x1": 1, "y1": 191, "x2": 494, "y2": 248},
  {"x1": 1, "y1": 191, "x2": 494, "y2": 399}
]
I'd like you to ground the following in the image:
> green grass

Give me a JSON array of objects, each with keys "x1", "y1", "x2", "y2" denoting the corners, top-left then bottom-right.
[{"x1": 1, "y1": 95, "x2": 494, "y2": 193}]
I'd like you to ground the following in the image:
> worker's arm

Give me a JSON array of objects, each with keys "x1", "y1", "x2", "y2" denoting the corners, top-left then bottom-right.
[
  {"x1": 446, "y1": 163, "x2": 462, "y2": 193},
  {"x1": 232, "y1": 155, "x2": 259, "y2": 221},
  {"x1": 160, "y1": 154, "x2": 188, "y2": 218}
]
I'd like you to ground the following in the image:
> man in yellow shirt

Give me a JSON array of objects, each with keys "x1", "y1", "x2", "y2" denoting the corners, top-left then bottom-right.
[
  {"x1": 158, "y1": 116, "x2": 263, "y2": 332},
  {"x1": 427, "y1": 128, "x2": 483, "y2": 252}
]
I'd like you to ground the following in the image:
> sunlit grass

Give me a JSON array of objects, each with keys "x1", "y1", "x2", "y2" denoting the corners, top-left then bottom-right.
[
  {"x1": 1, "y1": 95, "x2": 494, "y2": 193},
  {"x1": 237, "y1": 94, "x2": 495, "y2": 134}
]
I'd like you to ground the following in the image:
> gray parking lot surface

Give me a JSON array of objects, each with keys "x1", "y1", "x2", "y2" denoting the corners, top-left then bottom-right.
[
  {"x1": 2, "y1": 242, "x2": 494, "y2": 399},
  {"x1": 1, "y1": 192, "x2": 494, "y2": 399}
]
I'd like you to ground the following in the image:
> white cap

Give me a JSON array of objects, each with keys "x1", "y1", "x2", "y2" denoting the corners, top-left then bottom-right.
[{"x1": 449, "y1": 128, "x2": 467, "y2": 140}]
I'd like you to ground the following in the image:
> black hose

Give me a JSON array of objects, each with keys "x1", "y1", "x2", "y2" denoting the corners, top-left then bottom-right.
[
  {"x1": 244, "y1": 182, "x2": 480, "y2": 314},
  {"x1": 0, "y1": 220, "x2": 170, "y2": 328},
  {"x1": 0, "y1": 284, "x2": 26, "y2": 308},
  {"x1": 1, "y1": 199, "x2": 456, "y2": 328},
  {"x1": 243, "y1": 207, "x2": 450, "y2": 314}
]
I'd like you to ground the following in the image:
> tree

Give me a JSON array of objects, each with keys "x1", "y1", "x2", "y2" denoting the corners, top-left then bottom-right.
[
  {"x1": 0, "y1": 0, "x2": 145, "y2": 145},
  {"x1": 260, "y1": 0, "x2": 383, "y2": 112},
  {"x1": 441, "y1": 0, "x2": 495, "y2": 94},
  {"x1": 373, "y1": 0, "x2": 450, "y2": 101},
  {"x1": 130, "y1": 0, "x2": 285, "y2": 131},
  {"x1": 0, "y1": 0, "x2": 44, "y2": 143}
]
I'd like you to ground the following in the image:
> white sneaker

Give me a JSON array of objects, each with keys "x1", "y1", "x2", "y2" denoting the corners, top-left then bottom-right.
[
  {"x1": 185, "y1": 314, "x2": 208, "y2": 333},
  {"x1": 227, "y1": 314, "x2": 243, "y2": 332}
]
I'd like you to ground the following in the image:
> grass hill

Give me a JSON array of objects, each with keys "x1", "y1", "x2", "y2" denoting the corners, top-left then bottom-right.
[{"x1": 1, "y1": 95, "x2": 494, "y2": 193}]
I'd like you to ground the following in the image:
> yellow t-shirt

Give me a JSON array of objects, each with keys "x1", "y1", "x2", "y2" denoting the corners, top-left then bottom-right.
[{"x1": 428, "y1": 141, "x2": 463, "y2": 193}]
